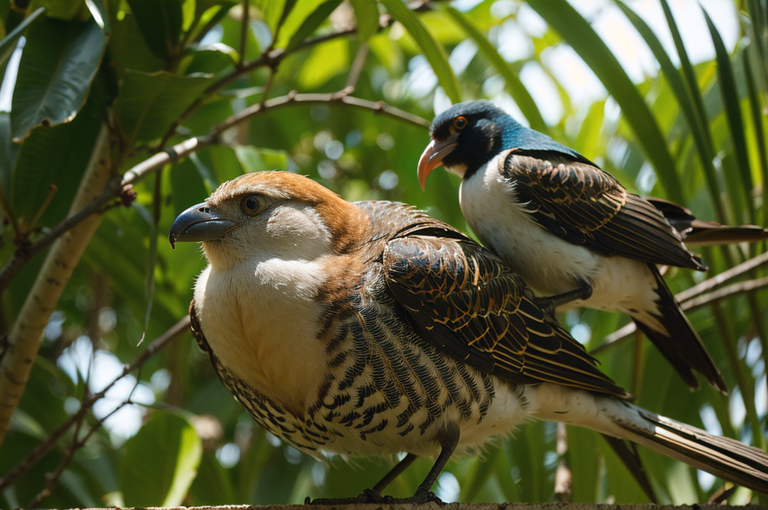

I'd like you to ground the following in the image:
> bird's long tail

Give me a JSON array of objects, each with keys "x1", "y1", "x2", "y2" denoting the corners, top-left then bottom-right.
[
  {"x1": 631, "y1": 263, "x2": 727, "y2": 393},
  {"x1": 647, "y1": 197, "x2": 768, "y2": 246},
  {"x1": 531, "y1": 385, "x2": 768, "y2": 494},
  {"x1": 616, "y1": 404, "x2": 768, "y2": 494}
]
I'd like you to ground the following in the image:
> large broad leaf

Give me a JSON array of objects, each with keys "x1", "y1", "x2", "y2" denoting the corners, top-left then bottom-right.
[
  {"x1": 529, "y1": 0, "x2": 684, "y2": 204},
  {"x1": 616, "y1": 1, "x2": 726, "y2": 224},
  {"x1": 126, "y1": 0, "x2": 183, "y2": 60},
  {"x1": 298, "y1": 37, "x2": 349, "y2": 89},
  {"x1": 349, "y1": 0, "x2": 379, "y2": 42},
  {"x1": 704, "y1": 8, "x2": 756, "y2": 224},
  {"x1": 278, "y1": 0, "x2": 342, "y2": 51},
  {"x1": 0, "y1": 7, "x2": 43, "y2": 69},
  {"x1": 444, "y1": 6, "x2": 546, "y2": 132},
  {"x1": 380, "y1": 0, "x2": 461, "y2": 104},
  {"x1": 253, "y1": 0, "x2": 296, "y2": 35},
  {"x1": 10, "y1": 85, "x2": 104, "y2": 229},
  {"x1": 0, "y1": 112, "x2": 18, "y2": 194},
  {"x1": 114, "y1": 70, "x2": 214, "y2": 144},
  {"x1": 119, "y1": 411, "x2": 203, "y2": 507},
  {"x1": 11, "y1": 16, "x2": 107, "y2": 142}
]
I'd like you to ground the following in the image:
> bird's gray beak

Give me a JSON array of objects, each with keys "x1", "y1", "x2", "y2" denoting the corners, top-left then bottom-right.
[
  {"x1": 169, "y1": 202, "x2": 240, "y2": 249},
  {"x1": 417, "y1": 134, "x2": 459, "y2": 191}
]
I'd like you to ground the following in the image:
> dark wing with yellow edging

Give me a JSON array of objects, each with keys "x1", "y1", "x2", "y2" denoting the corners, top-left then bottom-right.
[
  {"x1": 503, "y1": 151, "x2": 706, "y2": 270},
  {"x1": 383, "y1": 230, "x2": 629, "y2": 399}
]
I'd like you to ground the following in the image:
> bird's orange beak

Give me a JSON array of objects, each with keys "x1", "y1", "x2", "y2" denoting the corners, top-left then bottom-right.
[{"x1": 417, "y1": 135, "x2": 459, "y2": 191}]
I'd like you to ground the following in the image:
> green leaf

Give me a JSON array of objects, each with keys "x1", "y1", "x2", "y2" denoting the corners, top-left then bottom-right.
[
  {"x1": 126, "y1": 0, "x2": 183, "y2": 59},
  {"x1": 349, "y1": 0, "x2": 378, "y2": 42},
  {"x1": 380, "y1": 0, "x2": 461, "y2": 104},
  {"x1": 743, "y1": 46, "x2": 768, "y2": 226},
  {"x1": 529, "y1": 0, "x2": 684, "y2": 203},
  {"x1": 29, "y1": 0, "x2": 85, "y2": 20},
  {"x1": 703, "y1": 8, "x2": 756, "y2": 224},
  {"x1": 298, "y1": 37, "x2": 348, "y2": 89},
  {"x1": 0, "y1": 112, "x2": 18, "y2": 194},
  {"x1": 189, "y1": 450, "x2": 236, "y2": 504},
  {"x1": 253, "y1": 0, "x2": 295, "y2": 35},
  {"x1": 0, "y1": 7, "x2": 43, "y2": 69},
  {"x1": 114, "y1": 69, "x2": 214, "y2": 144},
  {"x1": 444, "y1": 6, "x2": 546, "y2": 132},
  {"x1": 120, "y1": 411, "x2": 203, "y2": 507},
  {"x1": 10, "y1": 16, "x2": 107, "y2": 141},
  {"x1": 616, "y1": 1, "x2": 726, "y2": 224},
  {"x1": 234, "y1": 146, "x2": 290, "y2": 173},
  {"x1": 171, "y1": 158, "x2": 209, "y2": 216},
  {"x1": 10, "y1": 85, "x2": 103, "y2": 229},
  {"x1": 279, "y1": 0, "x2": 342, "y2": 51}
]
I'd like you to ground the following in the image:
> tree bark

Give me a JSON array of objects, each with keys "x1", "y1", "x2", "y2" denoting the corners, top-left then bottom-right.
[{"x1": 0, "y1": 124, "x2": 112, "y2": 446}]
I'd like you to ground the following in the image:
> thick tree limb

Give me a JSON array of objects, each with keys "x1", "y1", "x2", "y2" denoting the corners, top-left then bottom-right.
[{"x1": 0, "y1": 125, "x2": 113, "y2": 446}]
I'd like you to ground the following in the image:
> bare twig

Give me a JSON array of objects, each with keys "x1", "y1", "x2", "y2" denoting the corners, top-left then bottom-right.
[
  {"x1": 346, "y1": 43, "x2": 369, "y2": 91},
  {"x1": 676, "y1": 250, "x2": 768, "y2": 302},
  {"x1": 0, "y1": 136, "x2": 213, "y2": 294},
  {"x1": 165, "y1": 0, "x2": 422, "y2": 140},
  {"x1": 260, "y1": 66, "x2": 276, "y2": 109},
  {"x1": 0, "y1": 317, "x2": 188, "y2": 491},
  {"x1": 213, "y1": 90, "x2": 431, "y2": 136},
  {"x1": 682, "y1": 275, "x2": 768, "y2": 311},
  {"x1": 25, "y1": 385, "x2": 138, "y2": 510}
]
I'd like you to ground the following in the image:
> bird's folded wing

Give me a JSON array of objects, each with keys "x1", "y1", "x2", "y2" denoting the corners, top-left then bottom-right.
[
  {"x1": 504, "y1": 152, "x2": 705, "y2": 270},
  {"x1": 383, "y1": 233, "x2": 628, "y2": 399}
]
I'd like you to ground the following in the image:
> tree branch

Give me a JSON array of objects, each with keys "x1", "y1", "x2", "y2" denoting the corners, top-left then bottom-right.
[
  {"x1": 0, "y1": 317, "x2": 187, "y2": 491},
  {"x1": 595, "y1": 251, "x2": 768, "y2": 351},
  {"x1": 212, "y1": 90, "x2": 430, "y2": 136},
  {"x1": 0, "y1": 136, "x2": 214, "y2": 295},
  {"x1": 0, "y1": 126, "x2": 114, "y2": 447}
]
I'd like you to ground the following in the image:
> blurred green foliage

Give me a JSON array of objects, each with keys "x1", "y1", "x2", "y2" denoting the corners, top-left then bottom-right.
[{"x1": 0, "y1": 0, "x2": 766, "y2": 507}]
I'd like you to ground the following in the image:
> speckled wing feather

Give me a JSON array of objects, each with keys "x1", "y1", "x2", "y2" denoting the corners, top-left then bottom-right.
[
  {"x1": 504, "y1": 152, "x2": 706, "y2": 270},
  {"x1": 383, "y1": 231, "x2": 629, "y2": 399}
]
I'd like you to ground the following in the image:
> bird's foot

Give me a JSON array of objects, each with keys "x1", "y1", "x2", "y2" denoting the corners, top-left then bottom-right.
[
  {"x1": 546, "y1": 282, "x2": 593, "y2": 309},
  {"x1": 382, "y1": 488, "x2": 444, "y2": 505},
  {"x1": 305, "y1": 488, "x2": 385, "y2": 505},
  {"x1": 306, "y1": 488, "x2": 443, "y2": 506}
]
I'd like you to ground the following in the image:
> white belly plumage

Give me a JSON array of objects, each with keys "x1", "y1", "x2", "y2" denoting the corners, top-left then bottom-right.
[{"x1": 458, "y1": 157, "x2": 662, "y2": 323}]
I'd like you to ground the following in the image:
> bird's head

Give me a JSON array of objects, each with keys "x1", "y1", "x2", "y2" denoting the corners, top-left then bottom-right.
[
  {"x1": 169, "y1": 171, "x2": 367, "y2": 270},
  {"x1": 417, "y1": 100, "x2": 513, "y2": 189}
]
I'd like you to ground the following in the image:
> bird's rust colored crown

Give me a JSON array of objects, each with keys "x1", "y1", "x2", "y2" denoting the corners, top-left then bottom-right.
[{"x1": 211, "y1": 171, "x2": 370, "y2": 253}]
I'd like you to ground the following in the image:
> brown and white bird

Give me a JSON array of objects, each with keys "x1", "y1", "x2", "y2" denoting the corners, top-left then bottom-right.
[
  {"x1": 418, "y1": 101, "x2": 768, "y2": 394},
  {"x1": 170, "y1": 171, "x2": 768, "y2": 502}
]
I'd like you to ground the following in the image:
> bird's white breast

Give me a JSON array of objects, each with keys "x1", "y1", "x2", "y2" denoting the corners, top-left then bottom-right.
[
  {"x1": 458, "y1": 155, "x2": 659, "y2": 315},
  {"x1": 193, "y1": 258, "x2": 328, "y2": 416}
]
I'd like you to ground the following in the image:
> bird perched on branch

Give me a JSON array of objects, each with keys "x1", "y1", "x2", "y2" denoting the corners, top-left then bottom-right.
[
  {"x1": 417, "y1": 100, "x2": 768, "y2": 394},
  {"x1": 170, "y1": 171, "x2": 768, "y2": 502}
]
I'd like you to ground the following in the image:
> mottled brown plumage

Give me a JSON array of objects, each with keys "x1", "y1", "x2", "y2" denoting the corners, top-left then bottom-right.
[{"x1": 171, "y1": 171, "x2": 768, "y2": 501}]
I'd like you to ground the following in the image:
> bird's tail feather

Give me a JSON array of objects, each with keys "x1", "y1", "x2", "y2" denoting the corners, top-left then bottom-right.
[
  {"x1": 533, "y1": 385, "x2": 768, "y2": 494},
  {"x1": 631, "y1": 264, "x2": 727, "y2": 393},
  {"x1": 614, "y1": 403, "x2": 768, "y2": 494},
  {"x1": 647, "y1": 197, "x2": 768, "y2": 246}
]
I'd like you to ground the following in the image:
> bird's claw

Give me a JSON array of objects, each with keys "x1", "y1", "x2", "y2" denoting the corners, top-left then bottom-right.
[
  {"x1": 306, "y1": 488, "x2": 443, "y2": 506},
  {"x1": 305, "y1": 488, "x2": 385, "y2": 505}
]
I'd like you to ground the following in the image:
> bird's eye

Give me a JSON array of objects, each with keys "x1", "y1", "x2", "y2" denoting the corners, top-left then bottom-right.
[
  {"x1": 241, "y1": 195, "x2": 266, "y2": 215},
  {"x1": 453, "y1": 116, "x2": 468, "y2": 130}
]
